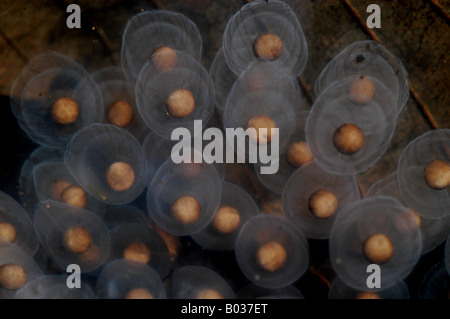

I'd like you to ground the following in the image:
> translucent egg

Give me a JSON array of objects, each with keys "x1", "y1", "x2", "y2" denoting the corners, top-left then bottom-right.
[
  {"x1": 33, "y1": 162, "x2": 105, "y2": 215},
  {"x1": 282, "y1": 161, "x2": 360, "y2": 239},
  {"x1": 314, "y1": 40, "x2": 409, "y2": 114},
  {"x1": 121, "y1": 10, "x2": 202, "y2": 84},
  {"x1": 91, "y1": 66, "x2": 148, "y2": 143},
  {"x1": 107, "y1": 223, "x2": 171, "y2": 279},
  {"x1": 223, "y1": 61, "x2": 299, "y2": 158},
  {"x1": 237, "y1": 283, "x2": 304, "y2": 299},
  {"x1": 33, "y1": 200, "x2": 111, "y2": 273},
  {"x1": 397, "y1": 129, "x2": 450, "y2": 219},
  {"x1": 64, "y1": 123, "x2": 148, "y2": 205},
  {"x1": 135, "y1": 50, "x2": 215, "y2": 140},
  {"x1": 102, "y1": 205, "x2": 149, "y2": 229},
  {"x1": 254, "y1": 112, "x2": 311, "y2": 195},
  {"x1": 367, "y1": 172, "x2": 450, "y2": 255},
  {"x1": 10, "y1": 51, "x2": 103, "y2": 149},
  {"x1": 191, "y1": 181, "x2": 259, "y2": 251},
  {"x1": 0, "y1": 191, "x2": 39, "y2": 256},
  {"x1": 418, "y1": 261, "x2": 449, "y2": 299},
  {"x1": 147, "y1": 158, "x2": 222, "y2": 236},
  {"x1": 96, "y1": 259, "x2": 167, "y2": 299},
  {"x1": 222, "y1": 0, "x2": 308, "y2": 76},
  {"x1": 328, "y1": 276, "x2": 409, "y2": 299},
  {"x1": 18, "y1": 146, "x2": 64, "y2": 217},
  {"x1": 209, "y1": 48, "x2": 239, "y2": 117},
  {"x1": 329, "y1": 196, "x2": 422, "y2": 291},
  {"x1": 234, "y1": 214, "x2": 309, "y2": 289},
  {"x1": 15, "y1": 275, "x2": 96, "y2": 299},
  {"x1": 305, "y1": 76, "x2": 398, "y2": 175},
  {"x1": 0, "y1": 240, "x2": 43, "y2": 298},
  {"x1": 170, "y1": 265, "x2": 236, "y2": 299}
]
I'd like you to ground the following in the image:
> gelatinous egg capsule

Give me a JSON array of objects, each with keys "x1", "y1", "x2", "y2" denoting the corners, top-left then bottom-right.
[
  {"x1": 147, "y1": 156, "x2": 222, "y2": 236},
  {"x1": 282, "y1": 161, "x2": 360, "y2": 239},
  {"x1": 191, "y1": 181, "x2": 259, "y2": 251},
  {"x1": 223, "y1": 67, "x2": 298, "y2": 158},
  {"x1": 222, "y1": 0, "x2": 308, "y2": 76},
  {"x1": 107, "y1": 223, "x2": 171, "y2": 279},
  {"x1": 305, "y1": 76, "x2": 398, "y2": 176},
  {"x1": 18, "y1": 146, "x2": 64, "y2": 217},
  {"x1": 0, "y1": 191, "x2": 39, "y2": 256},
  {"x1": 209, "y1": 48, "x2": 239, "y2": 118},
  {"x1": 121, "y1": 10, "x2": 202, "y2": 84},
  {"x1": 92, "y1": 66, "x2": 148, "y2": 143},
  {"x1": 254, "y1": 112, "x2": 311, "y2": 195},
  {"x1": 0, "y1": 240, "x2": 43, "y2": 298},
  {"x1": 234, "y1": 214, "x2": 309, "y2": 289},
  {"x1": 237, "y1": 283, "x2": 304, "y2": 299},
  {"x1": 33, "y1": 200, "x2": 111, "y2": 273},
  {"x1": 170, "y1": 265, "x2": 236, "y2": 299},
  {"x1": 418, "y1": 261, "x2": 449, "y2": 299},
  {"x1": 10, "y1": 51, "x2": 103, "y2": 149},
  {"x1": 135, "y1": 50, "x2": 215, "y2": 140},
  {"x1": 367, "y1": 172, "x2": 450, "y2": 255},
  {"x1": 96, "y1": 259, "x2": 167, "y2": 299},
  {"x1": 397, "y1": 129, "x2": 450, "y2": 219},
  {"x1": 314, "y1": 40, "x2": 409, "y2": 114},
  {"x1": 64, "y1": 123, "x2": 148, "y2": 205},
  {"x1": 15, "y1": 275, "x2": 96, "y2": 299},
  {"x1": 328, "y1": 276, "x2": 410, "y2": 299},
  {"x1": 102, "y1": 205, "x2": 149, "y2": 230},
  {"x1": 329, "y1": 196, "x2": 422, "y2": 291},
  {"x1": 32, "y1": 162, "x2": 105, "y2": 215}
]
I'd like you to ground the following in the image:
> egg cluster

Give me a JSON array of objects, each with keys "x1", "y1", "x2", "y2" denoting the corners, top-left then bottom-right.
[{"x1": 1, "y1": 0, "x2": 448, "y2": 299}]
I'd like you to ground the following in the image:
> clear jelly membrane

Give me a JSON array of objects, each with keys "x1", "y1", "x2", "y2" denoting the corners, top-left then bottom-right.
[
  {"x1": 33, "y1": 200, "x2": 111, "y2": 273},
  {"x1": 397, "y1": 129, "x2": 450, "y2": 219},
  {"x1": 328, "y1": 276, "x2": 410, "y2": 299},
  {"x1": 96, "y1": 259, "x2": 167, "y2": 299},
  {"x1": 0, "y1": 191, "x2": 39, "y2": 256},
  {"x1": 121, "y1": 9, "x2": 202, "y2": 84},
  {"x1": 254, "y1": 111, "x2": 310, "y2": 195},
  {"x1": 107, "y1": 222, "x2": 171, "y2": 279},
  {"x1": 135, "y1": 50, "x2": 215, "y2": 140},
  {"x1": 10, "y1": 51, "x2": 103, "y2": 149},
  {"x1": 329, "y1": 196, "x2": 422, "y2": 291},
  {"x1": 18, "y1": 146, "x2": 64, "y2": 217},
  {"x1": 237, "y1": 283, "x2": 304, "y2": 299},
  {"x1": 234, "y1": 214, "x2": 309, "y2": 289},
  {"x1": 223, "y1": 65, "x2": 299, "y2": 159},
  {"x1": 147, "y1": 156, "x2": 222, "y2": 236},
  {"x1": 222, "y1": 0, "x2": 308, "y2": 76},
  {"x1": 33, "y1": 162, "x2": 105, "y2": 216},
  {"x1": 305, "y1": 75, "x2": 398, "y2": 176},
  {"x1": 0, "y1": 240, "x2": 43, "y2": 298},
  {"x1": 282, "y1": 161, "x2": 360, "y2": 239},
  {"x1": 64, "y1": 123, "x2": 148, "y2": 205},
  {"x1": 15, "y1": 275, "x2": 96, "y2": 299},
  {"x1": 170, "y1": 265, "x2": 236, "y2": 299},
  {"x1": 314, "y1": 40, "x2": 409, "y2": 114},
  {"x1": 209, "y1": 48, "x2": 239, "y2": 117},
  {"x1": 91, "y1": 66, "x2": 148, "y2": 143},
  {"x1": 367, "y1": 172, "x2": 450, "y2": 255},
  {"x1": 191, "y1": 181, "x2": 260, "y2": 251}
]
